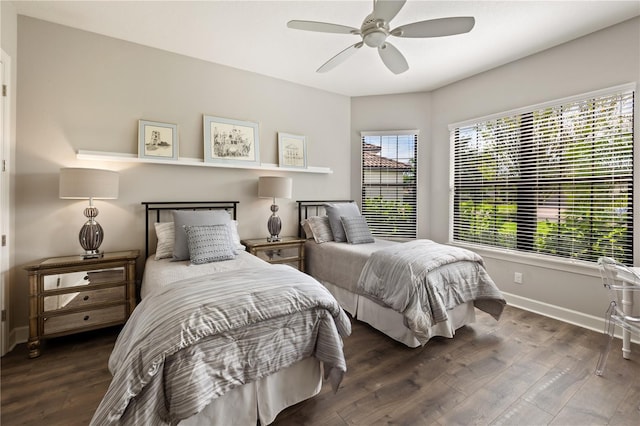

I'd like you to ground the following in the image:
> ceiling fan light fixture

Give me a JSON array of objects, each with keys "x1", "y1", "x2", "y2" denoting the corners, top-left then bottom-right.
[
  {"x1": 363, "y1": 30, "x2": 387, "y2": 47},
  {"x1": 287, "y1": 0, "x2": 475, "y2": 74}
]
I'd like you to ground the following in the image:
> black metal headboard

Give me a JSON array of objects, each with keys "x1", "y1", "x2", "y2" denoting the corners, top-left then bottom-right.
[
  {"x1": 296, "y1": 200, "x2": 354, "y2": 238},
  {"x1": 141, "y1": 201, "x2": 239, "y2": 259}
]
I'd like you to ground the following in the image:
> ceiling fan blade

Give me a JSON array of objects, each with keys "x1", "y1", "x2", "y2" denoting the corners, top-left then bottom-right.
[
  {"x1": 392, "y1": 16, "x2": 475, "y2": 38},
  {"x1": 317, "y1": 42, "x2": 364, "y2": 73},
  {"x1": 378, "y1": 42, "x2": 408, "y2": 74},
  {"x1": 373, "y1": 0, "x2": 407, "y2": 23},
  {"x1": 287, "y1": 20, "x2": 359, "y2": 35}
]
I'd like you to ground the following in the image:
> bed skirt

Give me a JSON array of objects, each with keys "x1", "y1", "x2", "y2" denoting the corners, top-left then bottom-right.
[
  {"x1": 321, "y1": 280, "x2": 476, "y2": 348},
  {"x1": 181, "y1": 356, "x2": 322, "y2": 426}
]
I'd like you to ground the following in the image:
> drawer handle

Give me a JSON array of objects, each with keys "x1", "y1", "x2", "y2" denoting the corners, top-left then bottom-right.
[
  {"x1": 83, "y1": 295, "x2": 89, "y2": 301},
  {"x1": 83, "y1": 315, "x2": 90, "y2": 321},
  {"x1": 84, "y1": 275, "x2": 89, "y2": 280}
]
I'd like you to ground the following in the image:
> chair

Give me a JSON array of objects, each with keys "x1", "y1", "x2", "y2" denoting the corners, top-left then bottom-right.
[{"x1": 595, "y1": 257, "x2": 640, "y2": 376}]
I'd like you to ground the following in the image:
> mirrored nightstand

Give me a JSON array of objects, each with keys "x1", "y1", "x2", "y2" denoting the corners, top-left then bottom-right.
[{"x1": 23, "y1": 250, "x2": 139, "y2": 358}]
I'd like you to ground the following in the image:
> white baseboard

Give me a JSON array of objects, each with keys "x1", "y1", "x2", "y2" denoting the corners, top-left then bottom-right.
[
  {"x1": 15, "y1": 325, "x2": 28, "y2": 343},
  {"x1": 10, "y1": 325, "x2": 28, "y2": 348},
  {"x1": 502, "y1": 291, "x2": 639, "y2": 344}
]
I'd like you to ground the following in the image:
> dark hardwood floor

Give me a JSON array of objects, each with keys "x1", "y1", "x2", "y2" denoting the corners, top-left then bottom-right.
[{"x1": 2, "y1": 305, "x2": 639, "y2": 425}]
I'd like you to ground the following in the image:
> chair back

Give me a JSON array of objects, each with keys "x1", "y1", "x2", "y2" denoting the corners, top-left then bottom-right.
[
  {"x1": 597, "y1": 257, "x2": 640, "y2": 330},
  {"x1": 595, "y1": 257, "x2": 640, "y2": 376}
]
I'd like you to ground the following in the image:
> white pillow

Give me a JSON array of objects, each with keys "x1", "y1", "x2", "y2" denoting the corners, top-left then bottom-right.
[
  {"x1": 229, "y1": 220, "x2": 245, "y2": 253},
  {"x1": 154, "y1": 222, "x2": 175, "y2": 260}
]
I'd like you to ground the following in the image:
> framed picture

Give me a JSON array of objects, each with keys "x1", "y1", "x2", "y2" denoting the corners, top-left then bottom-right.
[
  {"x1": 138, "y1": 120, "x2": 178, "y2": 160},
  {"x1": 278, "y1": 132, "x2": 307, "y2": 169},
  {"x1": 203, "y1": 115, "x2": 260, "y2": 166}
]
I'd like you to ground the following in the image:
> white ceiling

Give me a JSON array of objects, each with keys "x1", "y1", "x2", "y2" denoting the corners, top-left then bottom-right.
[{"x1": 12, "y1": 0, "x2": 640, "y2": 97}]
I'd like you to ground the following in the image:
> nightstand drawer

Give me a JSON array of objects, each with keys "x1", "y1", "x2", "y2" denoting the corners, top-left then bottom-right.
[
  {"x1": 42, "y1": 268, "x2": 124, "y2": 293},
  {"x1": 43, "y1": 285, "x2": 126, "y2": 313},
  {"x1": 43, "y1": 305, "x2": 127, "y2": 335},
  {"x1": 254, "y1": 246, "x2": 301, "y2": 263},
  {"x1": 241, "y1": 237, "x2": 306, "y2": 272},
  {"x1": 87, "y1": 268, "x2": 125, "y2": 284},
  {"x1": 43, "y1": 271, "x2": 89, "y2": 292}
]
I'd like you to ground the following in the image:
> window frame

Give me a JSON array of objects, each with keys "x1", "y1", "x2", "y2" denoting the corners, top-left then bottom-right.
[
  {"x1": 448, "y1": 83, "x2": 635, "y2": 265},
  {"x1": 360, "y1": 130, "x2": 418, "y2": 239}
]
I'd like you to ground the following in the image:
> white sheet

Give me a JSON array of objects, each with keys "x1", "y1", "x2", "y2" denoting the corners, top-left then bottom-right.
[
  {"x1": 356, "y1": 296, "x2": 476, "y2": 347},
  {"x1": 141, "y1": 251, "x2": 268, "y2": 298}
]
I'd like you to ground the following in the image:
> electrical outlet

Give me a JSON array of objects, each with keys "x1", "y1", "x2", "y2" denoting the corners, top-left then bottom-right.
[{"x1": 514, "y1": 272, "x2": 523, "y2": 284}]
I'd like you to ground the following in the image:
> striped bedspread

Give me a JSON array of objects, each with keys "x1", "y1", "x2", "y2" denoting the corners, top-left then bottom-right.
[
  {"x1": 91, "y1": 265, "x2": 351, "y2": 425},
  {"x1": 357, "y1": 240, "x2": 505, "y2": 344}
]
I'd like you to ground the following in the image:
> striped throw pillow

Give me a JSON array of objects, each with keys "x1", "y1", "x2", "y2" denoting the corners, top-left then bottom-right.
[
  {"x1": 340, "y1": 215, "x2": 374, "y2": 244},
  {"x1": 184, "y1": 224, "x2": 236, "y2": 264}
]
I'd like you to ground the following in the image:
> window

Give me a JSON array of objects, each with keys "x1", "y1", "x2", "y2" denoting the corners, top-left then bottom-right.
[
  {"x1": 450, "y1": 85, "x2": 634, "y2": 265},
  {"x1": 361, "y1": 130, "x2": 417, "y2": 238}
]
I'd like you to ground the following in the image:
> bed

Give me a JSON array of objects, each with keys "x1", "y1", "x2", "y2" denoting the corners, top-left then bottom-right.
[
  {"x1": 298, "y1": 200, "x2": 505, "y2": 348},
  {"x1": 90, "y1": 201, "x2": 351, "y2": 426}
]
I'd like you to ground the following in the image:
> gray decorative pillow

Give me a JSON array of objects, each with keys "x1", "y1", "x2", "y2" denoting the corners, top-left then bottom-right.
[
  {"x1": 154, "y1": 222, "x2": 175, "y2": 260},
  {"x1": 324, "y1": 202, "x2": 360, "y2": 242},
  {"x1": 184, "y1": 224, "x2": 236, "y2": 264},
  {"x1": 341, "y1": 215, "x2": 374, "y2": 244},
  {"x1": 300, "y1": 219, "x2": 314, "y2": 239},
  {"x1": 306, "y1": 216, "x2": 334, "y2": 243},
  {"x1": 172, "y1": 210, "x2": 231, "y2": 260}
]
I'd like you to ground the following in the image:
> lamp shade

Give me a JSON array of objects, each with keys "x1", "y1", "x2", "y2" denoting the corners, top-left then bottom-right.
[
  {"x1": 258, "y1": 176, "x2": 292, "y2": 199},
  {"x1": 59, "y1": 168, "x2": 119, "y2": 199}
]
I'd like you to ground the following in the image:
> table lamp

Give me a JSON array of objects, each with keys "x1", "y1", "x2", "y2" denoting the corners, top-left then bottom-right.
[
  {"x1": 258, "y1": 176, "x2": 292, "y2": 242},
  {"x1": 59, "y1": 168, "x2": 119, "y2": 258}
]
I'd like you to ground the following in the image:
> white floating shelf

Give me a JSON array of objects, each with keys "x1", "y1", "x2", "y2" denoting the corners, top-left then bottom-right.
[{"x1": 76, "y1": 150, "x2": 333, "y2": 174}]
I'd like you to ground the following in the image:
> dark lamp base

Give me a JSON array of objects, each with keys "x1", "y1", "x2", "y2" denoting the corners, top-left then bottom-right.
[
  {"x1": 79, "y1": 219, "x2": 104, "y2": 259},
  {"x1": 267, "y1": 212, "x2": 282, "y2": 243}
]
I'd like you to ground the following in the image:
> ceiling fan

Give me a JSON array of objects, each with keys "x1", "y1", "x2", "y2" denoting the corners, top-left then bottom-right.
[{"x1": 287, "y1": 0, "x2": 475, "y2": 74}]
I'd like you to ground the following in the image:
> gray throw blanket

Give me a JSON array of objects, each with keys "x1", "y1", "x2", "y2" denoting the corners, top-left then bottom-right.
[
  {"x1": 91, "y1": 265, "x2": 351, "y2": 425},
  {"x1": 357, "y1": 240, "x2": 505, "y2": 344}
]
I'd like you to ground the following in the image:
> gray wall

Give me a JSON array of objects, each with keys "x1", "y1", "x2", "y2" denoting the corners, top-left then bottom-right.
[
  {"x1": 13, "y1": 16, "x2": 350, "y2": 332},
  {"x1": 352, "y1": 17, "x2": 640, "y2": 328},
  {"x1": 8, "y1": 12, "x2": 640, "y2": 339}
]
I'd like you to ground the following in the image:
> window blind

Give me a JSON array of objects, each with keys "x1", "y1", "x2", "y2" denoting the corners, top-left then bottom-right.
[
  {"x1": 450, "y1": 86, "x2": 634, "y2": 264},
  {"x1": 361, "y1": 131, "x2": 417, "y2": 238}
]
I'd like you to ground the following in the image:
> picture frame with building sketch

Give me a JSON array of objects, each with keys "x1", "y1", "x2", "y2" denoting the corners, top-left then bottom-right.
[
  {"x1": 203, "y1": 115, "x2": 260, "y2": 166},
  {"x1": 138, "y1": 120, "x2": 179, "y2": 161},
  {"x1": 278, "y1": 132, "x2": 307, "y2": 169}
]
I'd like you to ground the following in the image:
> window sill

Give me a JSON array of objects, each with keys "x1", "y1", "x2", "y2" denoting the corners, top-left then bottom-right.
[{"x1": 448, "y1": 240, "x2": 600, "y2": 278}]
